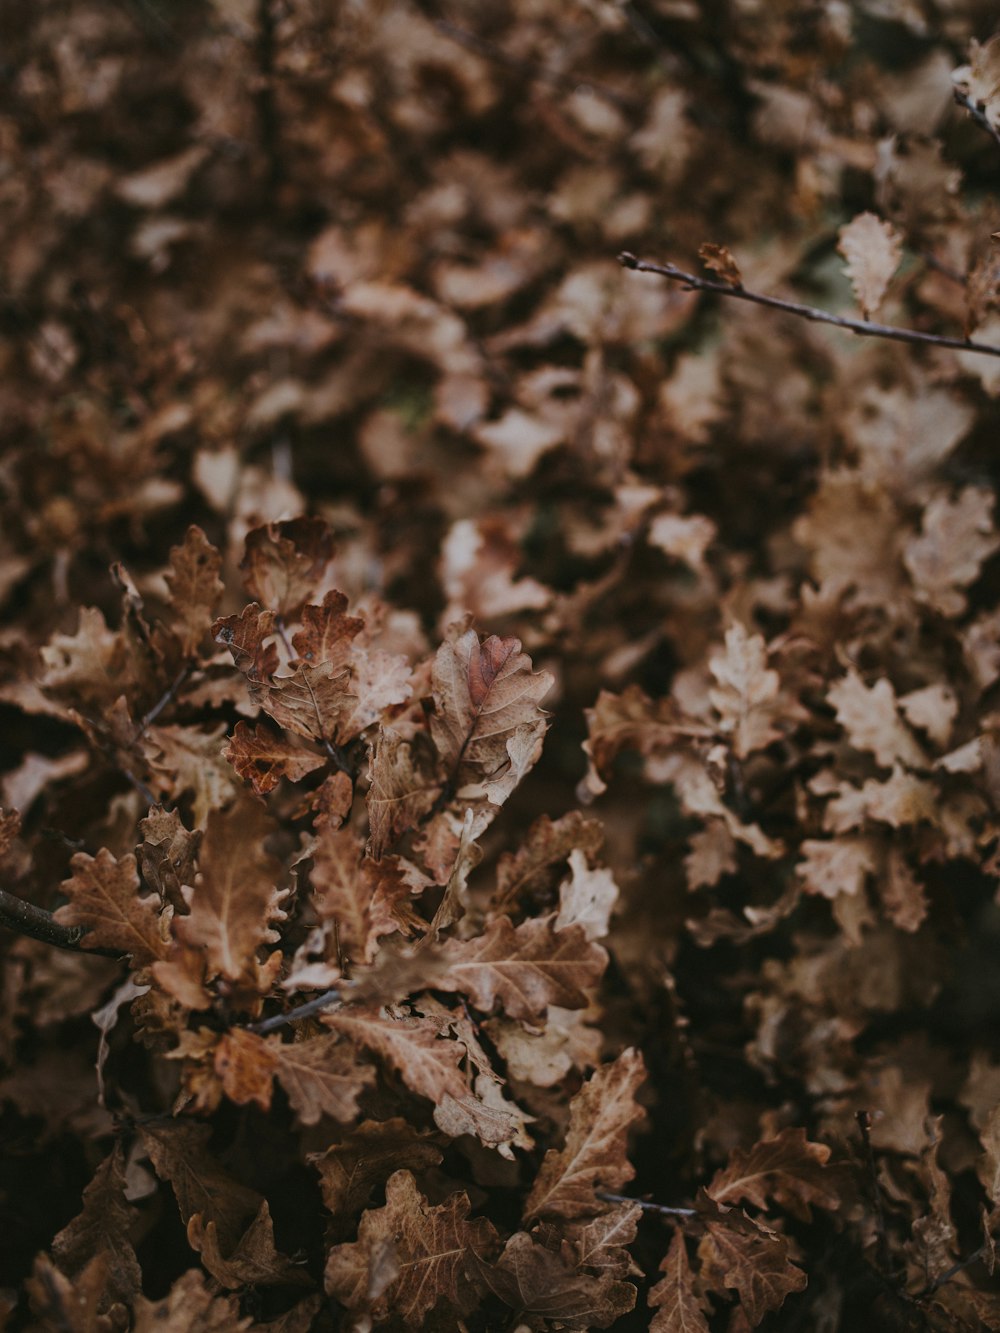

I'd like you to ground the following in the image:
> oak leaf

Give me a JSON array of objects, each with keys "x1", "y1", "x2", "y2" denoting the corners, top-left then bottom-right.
[
  {"x1": 145, "y1": 722, "x2": 240, "y2": 828},
  {"x1": 699, "y1": 242, "x2": 743, "y2": 288},
  {"x1": 291, "y1": 589, "x2": 363, "y2": 666},
  {"x1": 365, "y1": 727, "x2": 441, "y2": 858},
  {"x1": 436, "y1": 915, "x2": 607, "y2": 1021},
  {"x1": 649, "y1": 1230, "x2": 710, "y2": 1333},
  {"x1": 169, "y1": 796, "x2": 287, "y2": 986},
  {"x1": 240, "y1": 517, "x2": 334, "y2": 618},
  {"x1": 837, "y1": 211, "x2": 902, "y2": 319},
  {"x1": 252, "y1": 659, "x2": 357, "y2": 746},
  {"x1": 214, "y1": 1028, "x2": 277, "y2": 1111},
  {"x1": 51, "y1": 1141, "x2": 142, "y2": 1312},
  {"x1": 492, "y1": 810, "x2": 604, "y2": 917},
  {"x1": 225, "y1": 720, "x2": 325, "y2": 795},
  {"x1": 267, "y1": 1032, "x2": 375, "y2": 1125},
  {"x1": 707, "y1": 1127, "x2": 838, "y2": 1219},
  {"x1": 38, "y1": 606, "x2": 129, "y2": 710},
  {"x1": 54, "y1": 848, "x2": 169, "y2": 963},
  {"x1": 904, "y1": 487, "x2": 1000, "y2": 617},
  {"x1": 476, "y1": 1230, "x2": 637, "y2": 1328},
  {"x1": 708, "y1": 624, "x2": 786, "y2": 759},
  {"x1": 324, "y1": 1170, "x2": 498, "y2": 1325},
  {"x1": 697, "y1": 1213, "x2": 806, "y2": 1326},
  {"x1": 189, "y1": 1201, "x2": 312, "y2": 1289},
  {"x1": 827, "y1": 668, "x2": 926, "y2": 769},
  {"x1": 431, "y1": 628, "x2": 552, "y2": 794},
  {"x1": 138, "y1": 805, "x2": 200, "y2": 910},
  {"x1": 525, "y1": 1047, "x2": 647, "y2": 1219},
  {"x1": 140, "y1": 1122, "x2": 263, "y2": 1253},
  {"x1": 311, "y1": 1118, "x2": 444, "y2": 1219},
  {"x1": 163, "y1": 525, "x2": 224, "y2": 658},
  {"x1": 132, "y1": 1270, "x2": 251, "y2": 1333},
  {"x1": 556, "y1": 848, "x2": 618, "y2": 941},
  {"x1": 309, "y1": 823, "x2": 416, "y2": 963}
]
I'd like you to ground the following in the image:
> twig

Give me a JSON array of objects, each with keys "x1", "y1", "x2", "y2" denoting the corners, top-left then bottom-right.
[
  {"x1": 618, "y1": 251, "x2": 1000, "y2": 359},
  {"x1": 925, "y1": 1243, "x2": 987, "y2": 1294},
  {"x1": 138, "y1": 666, "x2": 190, "y2": 734},
  {"x1": 954, "y1": 88, "x2": 1000, "y2": 153},
  {"x1": 244, "y1": 987, "x2": 342, "y2": 1034},
  {"x1": 856, "y1": 1110, "x2": 889, "y2": 1274},
  {"x1": 0, "y1": 886, "x2": 123, "y2": 957},
  {"x1": 596, "y1": 1189, "x2": 697, "y2": 1217}
]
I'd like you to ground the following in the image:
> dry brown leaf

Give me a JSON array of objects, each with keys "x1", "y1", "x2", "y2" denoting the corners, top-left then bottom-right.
[
  {"x1": 837, "y1": 212, "x2": 902, "y2": 319},
  {"x1": 708, "y1": 624, "x2": 787, "y2": 759},
  {"x1": 436, "y1": 915, "x2": 608, "y2": 1021},
  {"x1": 311, "y1": 1119, "x2": 444, "y2": 1218},
  {"x1": 366, "y1": 727, "x2": 441, "y2": 858},
  {"x1": 649, "y1": 1229, "x2": 710, "y2": 1333},
  {"x1": 707, "y1": 1127, "x2": 838, "y2": 1219},
  {"x1": 904, "y1": 487, "x2": 1000, "y2": 617},
  {"x1": 54, "y1": 847, "x2": 169, "y2": 962},
  {"x1": 50, "y1": 1142, "x2": 142, "y2": 1312},
  {"x1": 477, "y1": 1230, "x2": 637, "y2": 1328},
  {"x1": 267, "y1": 1032, "x2": 375, "y2": 1125},
  {"x1": 827, "y1": 668, "x2": 926, "y2": 769},
  {"x1": 163, "y1": 526, "x2": 224, "y2": 659},
  {"x1": 699, "y1": 242, "x2": 743, "y2": 288},
  {"x1": 698, "y1": 1214, "x2": 807, "y2": 1326},
  {"x1": 240, "y1": 517, "x2": 334, "y2": 619},
  {"x1": 525, "y1": 1047, "x2": 646, "y2": 1220},
  {"x1": 225, "y1": 720, "x2": 326, "y2": 795},
  {"x1": 324, "y1": 1170, "x2": 498, "y2": 1326},
  {"x1": 189, "y1": 1201, "x2": 312, "y2": 1289}
]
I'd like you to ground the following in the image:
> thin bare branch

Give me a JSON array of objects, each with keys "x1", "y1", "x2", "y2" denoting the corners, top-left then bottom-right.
[
  {"x1": 244, "y1": 987, "x2": 342, "y2": 1034},
  {"x1": 596, "y1": 1189, "x2": 696, "y2": 1217},
  {"x1": 954, "y1": 88, "x2": 1000, "y2": 152},
  {"x1": 0, "y1": 885, "x2": 124, "y2": 957},
  {"x1": 618, "y1": 251, "x2": 1000, "y2": 359}
]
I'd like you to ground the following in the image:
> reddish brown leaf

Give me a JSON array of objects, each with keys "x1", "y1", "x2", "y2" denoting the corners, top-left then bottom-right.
[
  {"x1": 169, "y1": 795, "x2": 287, "y2": 987},
  {"x1": 697, "y1": 1215, "x2": 806, "y2": 1326},
  {"x1": 707, "y1": 1127, "x2": 838, "y2": 1220},
  {"x1": 225, "y1": 719, "x2": 325, "y2": 795},
  {"x1": 291, "y1": 589, "x2": 363, "y2": 666},
  {"x1": 366, "y1": 727, "x2": 442, "y2": 858},
  {"x1": 477, "y1": 1231, "x2": 637, "y2": 1328},
  {"x1": 311, "y1": 1118, "x2": 444, "y2": 1219},
  {"x1": 189, "y1": 1201, "x2": 312, "y2": 1289},
  {"x1": 214, "y1": 1027, "x2": 277, "y2": 1111}
]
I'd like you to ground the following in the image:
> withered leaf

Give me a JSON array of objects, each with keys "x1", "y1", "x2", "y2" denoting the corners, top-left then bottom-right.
[
  {"x1": 904, "y1": 487, "x2": 1000, "y2": 618},
  {"x1": 54, "y1": 847, "x2": 169, "y2": 963},
  {"x1": 50, "y1": 1141, "x2": 142, "y2": 1312},
  {"x1": 214, "y1": 1027, "x2": 277, "y2": 1111},
  {"x1": 225, "y1": 719, "x2": 325, "y2": 795},
  {"x1": 170, "y1": 795, "x2": 287, "y2": 987},
  {"x1": 324, "y1": 1005, "x2": 471, "y2": 1111},
  {"x1": 311, "y1": 1118, "x2": 444, "y2": 1219},
  {"x1": 827, "y1": 668, "x2": 926, "y2": 769},
  {"x1": 699, "y1": 242, "x2": 743, "y2": 287},
  {"x1": 708, "y1": 624, "x2": 786, "y2": 759},
  {"x1": 240, "y1": 517, "x2": 334, "y2": 618},
  {"x1": 477, "y1": 1230, "x2": 637, "y2": 1328},
  {"x1": 492, "y1": 810, "x2": 604, "y2": 917},
  {"x1": 140, "y1": 1122, "x2": 263, "y2": 1254},
  {"x1": 697, "y1": 1214, "x2": 806, "y2": 1326},
  {"x1": 291, "y1": 589, "x2": 363, "y2": 666},
  {"x1": 649, "y1": 1230, "x2": 710, "y2": 1333},
  {"x1": 837, "y1": 212, "x2": 902, "y2": 319},
  {"x1": 163, "y1": 525, "x2": 224, "y2": 659},
  {"x1": 267, "y1": 1032, "x2": 375, "y2": 1125},
  {"x1": 189, "y1": 1201, "x2": 312, "y2": 1290},
  {"x1": 436, "y1": 915, "x2": 608, "y2": 1022},
  {"x1": 525, "y1": 1047, "x2": 647, "y2": 1219},
  {"x1": 138, "y1": 804, "x2": 200, "y2": 910},
  {"x1": 366, "y1": 727, "x2": 442, "y2": 859},
  {"x1": 324, "y1": 1170, "x2": 498, "y2": 1325},
  {"x1": 707, "y1": 1127, "x2": 838, "y2": 1219},
  {"x1": 145, "y1": 722, "x2": 240, "y2": 829},
  {"x1": 132, "y1": 1270, "x2": 251, "y2": 1333},
  {"x1": 431, "y1": 628, "x2": 552, "y2": 792},
  {"x1": 38, "y1": 606, "x2": 129, "y2": 710}
]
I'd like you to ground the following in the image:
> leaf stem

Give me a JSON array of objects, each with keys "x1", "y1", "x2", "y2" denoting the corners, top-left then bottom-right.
[{"x1": 618, "y1": 252, "x2": 1000, "y2": 359}]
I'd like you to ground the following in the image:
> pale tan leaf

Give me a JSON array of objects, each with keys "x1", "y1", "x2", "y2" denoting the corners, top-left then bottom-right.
[
  {"x1": 267, "y1": 1033, "x2": 375, "y2": 1125},
  {"x1": 163, "y1": 526, "x2": 224, "y2": 658},
  {"x1": 556, "y1": 848, "x2": 618, "y2": 941},
  {"x1": 827, "y1": 668, "x2": 926, "y2": 768},
  {"x1": 837, "y1": 212, "x2": 902, "y2": 318}
]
